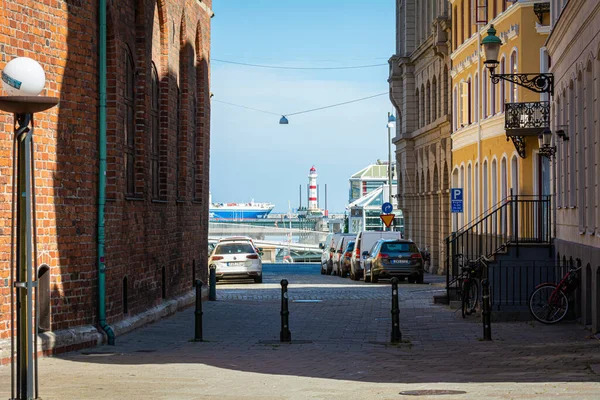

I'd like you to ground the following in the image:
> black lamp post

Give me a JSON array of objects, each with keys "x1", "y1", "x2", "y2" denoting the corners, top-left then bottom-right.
[{"x1": 481, "y1": 25, "x2": 554, "y2": 96}]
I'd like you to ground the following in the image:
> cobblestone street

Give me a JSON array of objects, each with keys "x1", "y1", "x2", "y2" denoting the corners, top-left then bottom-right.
[{"x1": 1, "y1": 264, "x2": 599, "y2": 399}]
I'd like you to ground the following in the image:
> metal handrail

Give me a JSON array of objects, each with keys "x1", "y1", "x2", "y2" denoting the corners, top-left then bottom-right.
[{"x1": 445, "y1": 195, "x2": 552, "y2": 296}]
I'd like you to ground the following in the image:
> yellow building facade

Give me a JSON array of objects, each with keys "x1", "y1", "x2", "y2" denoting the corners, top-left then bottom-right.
[{"x1": 450, "y1": 0, "x2": 550, "y2": 231}]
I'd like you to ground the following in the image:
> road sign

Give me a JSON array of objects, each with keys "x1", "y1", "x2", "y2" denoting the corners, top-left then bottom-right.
[
  {"x1": 451, "y1": 188, "x2": 463, "y2": 213},
  {"x1": 382, "y1": 202, "x2": 393, "y2": 214},
  {"x1": 380, "y1": 213, "x2": 395, "y2": 228}
]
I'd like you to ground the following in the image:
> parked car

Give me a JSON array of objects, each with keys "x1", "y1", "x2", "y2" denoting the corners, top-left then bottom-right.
[
  {"x1": 208, "y1": 238, "x2": 263, "y2": 283},
  {"x1": 320, "y1": 233, "x2": 334, "y2": 274},
  {"x1": 363, "y1": 239, "x2": 424, "y2": 284},
  {"x1": 350, "y1": 230, "x2": 403, "y2": 281},
  {"x1": 339, "y1": 240, "x2": 355, "y2": 278},
  {"x1": 332, "y1": 235, "x2": 355, "y2": 277},
  {"x1": 326, "y1": 233, "x2": 354, "y2": 275}
]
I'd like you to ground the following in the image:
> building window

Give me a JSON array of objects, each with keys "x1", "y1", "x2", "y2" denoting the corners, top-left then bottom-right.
[
  {"x1": 483, "y1": 69, "x2": 488, "y2": 118},
  {"x1": 192, "y1": 95, "x2": 198, "y2": 200},
  {"x1": 37, "y1": 265, "x2": 50, "y2": 332},
  {"x1": 432, "y1": 77, "x2": 437, "y2": 121},
  {"x1": 510, "y1": 51, "x2": 518, "y2": 103},
  {"x1": 150, "y1": 62, "x2": 160, "y2": 199},
  {"x1": 474, "y1": 73, "x2": 478, "y2": 122},
  {"x1": 125, "y1": 49, "x2": 136, "y2": 197},
  {"x1": 416, "y1": 88, "x2": 421, "y2": 129},
  {"x1": 500, "y1": 57, "x2": 506, "y2": 112}
]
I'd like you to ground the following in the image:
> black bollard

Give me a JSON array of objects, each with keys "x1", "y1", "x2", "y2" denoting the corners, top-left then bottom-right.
[
  {"x1": 391, "y1": 277, "x2": 402, "y2": 342},
  {"x1": 194, "y1": 279, "x2": 203, "y2": 341},
  {"x1": 481, "y1": 279, "x2": 492, "y2": 341},
  {"x1": 209, "y1": 267, "x2": 216, "y2": 301},
  {"x1": 280, "y1": 279, "x2": 292, "y2": 342}
]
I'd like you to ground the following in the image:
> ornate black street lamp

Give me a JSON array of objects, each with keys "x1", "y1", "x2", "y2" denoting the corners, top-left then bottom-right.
[{"x1": 481, "y1": 25, "x2": 554, "y2": 96}]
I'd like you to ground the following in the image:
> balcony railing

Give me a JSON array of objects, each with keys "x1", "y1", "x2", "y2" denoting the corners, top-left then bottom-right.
[{"x1": 504, "y1": 101, "x2": 550, "y2": 136}]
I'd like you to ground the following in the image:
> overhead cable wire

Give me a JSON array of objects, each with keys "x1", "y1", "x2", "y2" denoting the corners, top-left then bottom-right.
[
  {"x1": 214, "y1": 55, "x2": 390, "y2": 62},
  {"x1": 211, "y1": 100, "x2": 281, "y2": 116},
  {"x1": 212, "y1": 92, "x2": 389, "y2": 118},
  {"x1": 285, "y1": 92, "x2": 388, "y2": 116},
  {"x1": 213, "y1": 58, "x2": 387, "y2": 70}
]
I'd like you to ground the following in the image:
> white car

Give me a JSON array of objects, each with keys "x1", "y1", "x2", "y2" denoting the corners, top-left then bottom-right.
[{"x1": 209, "y1": 239, "x2": 263, "y2": 283}]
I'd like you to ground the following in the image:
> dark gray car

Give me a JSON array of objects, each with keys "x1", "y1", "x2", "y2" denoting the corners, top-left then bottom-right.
[{"x1": 363, "y1": 239, "x2": 424, "y2": 284}]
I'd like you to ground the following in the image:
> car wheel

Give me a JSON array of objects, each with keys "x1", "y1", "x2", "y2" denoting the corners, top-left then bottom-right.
[
  {"x1": 320, "y1": 264, "x2": 326, "y2": 275},
  {"x1": 416, "y1": 273, "x2": 424, "y2": 284},
  {"x1": 371, "y1": 273, "x2": 379, "y2": 284},
  {"x1": 408, "y1": 276, "x2": 416, "y2": 284},
  {"x1": 254, "y1": 275, "x2": 263, "y2": 284},
  {"x1": 350, "y1": 269, "x2": 357, "y2": 281}
]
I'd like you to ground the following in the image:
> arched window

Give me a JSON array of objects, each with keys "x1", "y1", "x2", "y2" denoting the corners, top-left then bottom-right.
[
  {"x1": 510, "y1": 51, "x2": 518, "y2": 102},
  {"x1": 490, "y1": 72, "x2": 496, "y2": 115},
  {"x1": 443, "y1": 66, "x2": 449, "y2": 115},
  {"x1": 125, "y1": 48, "x2": 136, "y2": 197},
  {"x1": 192, "y1": 93, "x2": 198, "y2": 200},
  {"x1": 453, "y1": 6, "x2": 458, "y2": 49},
  {"x1": 467, "y1": 163, "x2": 472, "y2": 223},
  {"x1": 483, "y1": 69, "x2": 488, "y2": 118},
  {"x1": 467, "y1": 0, "x2": 472, "y2": 38},
  {"x1": 426, "y1": 81, "x2": 431, "y2": 125},
  {"x1": 452, "y1": 86, "x2": 457, "y2": 130},
  {"x1": 474, "y1": 73, "x2": 479, "y2": 122},
  {"x1": 421, "y1": 84, "x2": 426, "y2": 127},
  {"x1": 432, "y1": 76, "x2": 438, "y2": 121},
  {"x1": 150, "y1": 62, "x2": 160, "y2": 199},
  {"x1": 483, "y1": 160, "x2": 489, "y2": 211},
  {"x1": 500, "y1": 57, "x2": 506, "y2": 111},
  {"x1": 468, "y1": 77, "x2": 472, "y2": 124},
  {"x1": 585, "y1": 61, "x2": 595, "y2": 233},
  {"x1": 416, "y1": 88, "x2": 421, "y2": 129},
  {"x1": 491, "y1": 159, "x2": 498, "y2": 205},
  {"x1": 511, "y1": 155, "x2": 519, "y2": 196},
  {"x1": 460, "y1": 0, "x2": 465, "y2": 44}
]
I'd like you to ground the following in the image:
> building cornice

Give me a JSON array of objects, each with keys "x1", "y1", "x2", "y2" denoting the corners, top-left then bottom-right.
[
  {"x1": 451, "y1": 114, "x2": 505, "y2": 151},
  {"x1": 196, "y1": 0, "x2": 215, "y2": 17},
  {"x1": 450, "y1": 1, "x2": 536, "y2": 61}
]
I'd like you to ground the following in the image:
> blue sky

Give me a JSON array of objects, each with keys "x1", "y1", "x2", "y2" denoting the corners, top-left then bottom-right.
[{"x1": 210, "y1": 0, "x2": 395, "y2": 213}]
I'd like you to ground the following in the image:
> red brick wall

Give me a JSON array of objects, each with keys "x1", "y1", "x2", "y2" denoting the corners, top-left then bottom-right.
[{"x1": 0, "y1": 0, "x2": 211, "y2": 339}]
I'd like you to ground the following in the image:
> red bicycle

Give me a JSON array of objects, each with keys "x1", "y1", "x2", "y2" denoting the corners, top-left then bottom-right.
[{"x1": 529, "y1": 266, "x2": 581, "y2": 324}]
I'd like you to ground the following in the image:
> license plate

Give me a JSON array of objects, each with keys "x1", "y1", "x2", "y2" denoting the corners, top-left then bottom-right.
[
  {"x1": 391, "y1": 259, "x2": 410, "y2": 264},
  {"x1": 227, "y1": 262, "x2": 245, "y2": 267}
]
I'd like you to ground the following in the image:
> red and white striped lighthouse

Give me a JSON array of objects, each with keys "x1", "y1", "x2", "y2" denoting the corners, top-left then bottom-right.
[{"x1": 308, "y1": 166, "x2": 318, "y2": 211}]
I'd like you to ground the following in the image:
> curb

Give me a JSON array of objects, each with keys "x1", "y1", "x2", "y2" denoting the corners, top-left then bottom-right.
[{"x1": 0, "y1": 286, "x2": 208, "y2": 365}]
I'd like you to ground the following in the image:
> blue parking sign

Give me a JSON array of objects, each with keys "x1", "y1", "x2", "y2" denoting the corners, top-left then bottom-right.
[{"x1": 451, "y1": 188, "x2": 463, "y2": 213}]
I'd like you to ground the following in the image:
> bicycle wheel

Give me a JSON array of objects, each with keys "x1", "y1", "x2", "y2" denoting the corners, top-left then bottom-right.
[
  {"x1": 461, "y1": 282, "x2": 470, "y2": 318},
  {"x1": 469, "y1": 279, "x2": 480, "y2": 313},
  {"x1": 529, "y1": 284, "x2": 569, "y2": 324}
]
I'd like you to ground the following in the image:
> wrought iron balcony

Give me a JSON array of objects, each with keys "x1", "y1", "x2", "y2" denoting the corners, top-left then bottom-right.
[
  {"x1": 504, "y1": 101, "x2": 550, "y2": 158},
  {"x1": 505, "y1": 101, "x2": 549, "y2": 135}
]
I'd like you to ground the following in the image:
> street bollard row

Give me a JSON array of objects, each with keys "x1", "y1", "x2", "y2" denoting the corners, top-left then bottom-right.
[{"x1": 192, "y1": 276, "x2": 488, "y2": 345}]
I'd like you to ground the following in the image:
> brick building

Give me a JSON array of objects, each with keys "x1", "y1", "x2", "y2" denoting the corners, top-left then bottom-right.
[{"x1": 0, "y1": 0, "x2": 212, "y2": 360}]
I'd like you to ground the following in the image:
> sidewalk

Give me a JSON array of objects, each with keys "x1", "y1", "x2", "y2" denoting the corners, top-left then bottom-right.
[{"x1": 1, "y1": 272, "x2": 598, "y2": 399}]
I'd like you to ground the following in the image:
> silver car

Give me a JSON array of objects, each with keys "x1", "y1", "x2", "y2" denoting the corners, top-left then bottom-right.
[{"x1": 208, "y1": 239, "x2": 263, "y2": 283}]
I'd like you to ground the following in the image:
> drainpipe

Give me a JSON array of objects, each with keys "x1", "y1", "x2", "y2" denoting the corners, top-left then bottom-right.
[{"x1": 98, "y1": 0, "x2": 115, "y2": 345}]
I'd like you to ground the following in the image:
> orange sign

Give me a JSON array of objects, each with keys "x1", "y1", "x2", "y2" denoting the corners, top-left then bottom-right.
[{"x1": 380, "y1": 213, "x2": 395, "y2": 228}]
